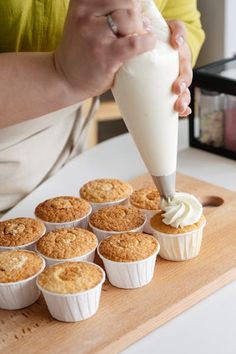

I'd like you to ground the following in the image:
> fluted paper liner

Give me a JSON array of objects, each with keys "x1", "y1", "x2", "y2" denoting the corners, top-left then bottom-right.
[
  {"x1": 35, "y1": 240, "x2": 98, "y2": 267},
  {"x1": 37, "y1": 262, "x2": 105, "y2": 322},
  {"x1": 89, "y1": 216, "x2": 146, "y2": 242},
  {"x1": 35, "y1": 206, "x2": 92, "y2": 232},
  {"x1": 85, "y1": 196, "x2": 129, "y2": 212},
  {"x1": 151, "y1": 221, "x2": 206, "y2": 261},
  {"x1": 0, "y1": 253, "x2": 46, "y2": 310},
  {"x1": 97, "y1": 242, "x2": 160, "y2": 289}
]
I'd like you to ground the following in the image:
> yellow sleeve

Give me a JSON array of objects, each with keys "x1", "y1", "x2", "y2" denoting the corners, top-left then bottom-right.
[{"x1": 156, "y1": 0, "x2": 205, "y2": 67}]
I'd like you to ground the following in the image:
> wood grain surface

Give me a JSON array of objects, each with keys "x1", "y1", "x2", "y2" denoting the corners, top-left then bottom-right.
[{"x1": 1, "y1": 173, "x2": 236, "y2": 354}]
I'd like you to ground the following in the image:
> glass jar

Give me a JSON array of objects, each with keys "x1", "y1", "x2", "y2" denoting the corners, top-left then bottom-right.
[
  {"x1": 224, "y1": 95, "x2": 236, "y2": 152},
  {"x1": 199, "y1": 89, "x2": 224, "y2": 147}
]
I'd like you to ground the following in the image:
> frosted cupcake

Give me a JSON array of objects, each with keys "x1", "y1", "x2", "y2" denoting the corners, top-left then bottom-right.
[
  {"x1": 0, "y1": 250, "x2": 45, "y2": 309},
  {"x1": 36, "y1": 228, "x2": 98, "y2": 266},
  {"x1": 150, "y1": 192, "x2": 206, "y2": 261},
  {"x1": 98, "y1": 232, "x2": 160, "y2": 289},
  {"x1": 37, "y1": 262, "x2": 105, "y2": 322},
  {"x1": 80, "y1": 178, "x2": 133, "y2": 211},
  {"x1": 35, "y1": 196, "x2": 92, "y2": 231},
  {"x1": 0, "y1": 217, "x2": 46, "y2": 251},
  {"x1": 89, "y1": 205, "x2": 146, "y2": 241},
  {"x1": 129, "y1": 187, "x2": 161, "y2": 234}
]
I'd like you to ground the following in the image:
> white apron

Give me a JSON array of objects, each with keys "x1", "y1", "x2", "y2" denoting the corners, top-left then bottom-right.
[{"x1": 0, "y1": 98, "x2": 99, "y2": 214}]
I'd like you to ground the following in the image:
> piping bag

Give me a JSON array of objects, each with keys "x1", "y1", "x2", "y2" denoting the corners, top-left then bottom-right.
[{"x1": 112, "y1": 0, "x2": 179, "y2": 200}]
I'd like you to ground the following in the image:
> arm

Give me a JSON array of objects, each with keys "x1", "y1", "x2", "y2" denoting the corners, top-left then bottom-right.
[
  {"x1": 0, "y1": 0, "x2": 156, "y2": 129},
  {"x1": 0, "y1": 52, "x2": 80, "y2": 129}
]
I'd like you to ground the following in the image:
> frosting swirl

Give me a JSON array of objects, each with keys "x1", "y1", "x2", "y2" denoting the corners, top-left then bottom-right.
[{"x1": 160, "y1": 192, "x2": 203, "y2": 228}]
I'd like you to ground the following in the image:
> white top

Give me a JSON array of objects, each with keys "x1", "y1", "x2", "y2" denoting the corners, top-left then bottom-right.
[
  {"x1": 2, "y1": 122, "x2": 236, "y2": 354},
  {"x1": 0, "y1": 98, "x2": 98, "y2": 214}
]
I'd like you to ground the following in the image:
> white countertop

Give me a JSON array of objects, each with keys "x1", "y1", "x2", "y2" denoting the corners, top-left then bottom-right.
[{"x1": 2, "y1": 120, "x2": 236, "y2": 354}]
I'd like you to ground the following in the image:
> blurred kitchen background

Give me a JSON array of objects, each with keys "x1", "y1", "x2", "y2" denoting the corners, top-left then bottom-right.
[{"x1": 85, "y1": 0, "x2": 236, "y2": 152}]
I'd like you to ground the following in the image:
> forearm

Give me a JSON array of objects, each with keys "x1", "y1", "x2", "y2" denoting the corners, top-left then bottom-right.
[{"x1": 0, "y1": 52, "x2": 83, "y2": 129}]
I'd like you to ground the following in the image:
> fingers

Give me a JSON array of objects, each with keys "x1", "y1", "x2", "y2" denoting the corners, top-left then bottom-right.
[
  {"x1": 110, "y1": 33, "x2": 157, "y2": 67},
  {"x1": 169, "y1": 20, "x2": 192, "y2": 96},
  {"x1": 172, "y1": 51, "x2": 193, "y2": 95},
  {"x1": 75, "y1": 0, "x2": 141, "y2": 17},
  {"x1": 168, "y1": 20, "x2": 186, "y2": 49},
  {"x1": 110, "y1": 9, "x2": 144, "y2": 36},
  {"x1": 168, "y1": 19, "x2": 192, "y2": 116},
  {"x1": 174, "y1": 88, "x2": 192, "y2": 117}
]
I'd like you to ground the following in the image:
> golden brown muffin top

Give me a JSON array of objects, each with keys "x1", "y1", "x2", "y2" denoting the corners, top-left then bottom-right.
[
  {"x1": 99, "y1": 232, "x2": 159, "y2": 262},
  {"x1": 80, "y1": 178, "x2": 133, "y2": 203},
  {"x1": 0, "y1": 218, "x2": 45, "y2": 247},
  {"x1": 37, "y1": 262, "x2": 104, "y2": 294},
  {"x1": 150, "y1": 212, "x2": 206, "y2": 234},
  {"x1": 89, "y1": 205, "x2": 146, "y2": 231},
  {"x1": 36, "y1": 228, "x2": 97, "y2": 259},
  {"x1": 0, "y1": 250, "x2": 44, "y2": 283},
  {"x1": 130, "y1": 188, "x2": 160, "y2": 210},
  {"x1": 35, "y1": 196, "x2": 91, "y2": 223}
]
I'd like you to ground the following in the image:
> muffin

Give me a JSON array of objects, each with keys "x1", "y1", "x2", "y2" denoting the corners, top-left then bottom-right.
[
  {"x1": 35, "y1": 196, "x2": 92, "y2": 231},
  {"x1": 36, "y1": 228, "x2": 98, "y2": 266},
  {"x1": 37, "y1": 262, "x2": 105, "y2": 322},
  {"x1": 0, "y1": 250, "x2": 45, "y2": 309},
  {"x1": 0, "y1": 217, "x2": 46, "y2": 251},
  {"x1": 89, "y1": 205, "x2": 146, "y2": 241},
  {"x1": 129, "y1": 188, "x2": 161, "y2": 234},
  {"x1": 80, "y1": 178, "x2": 133, "y2": 210},
  {"x1": 98, "y1": 232, "x2": 160, "y2": 289},
  {"x1": 150, "y1": 192, "x2": 206, "y2": 261}
]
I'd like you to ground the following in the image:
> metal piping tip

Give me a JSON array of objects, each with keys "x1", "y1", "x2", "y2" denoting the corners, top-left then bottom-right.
[{"x1": 152, "y1": 172, "x2": 176, "y2": 201}]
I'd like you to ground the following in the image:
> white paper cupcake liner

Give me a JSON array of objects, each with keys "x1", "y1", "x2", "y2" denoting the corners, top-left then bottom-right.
[
  {"x1": 35, "y1": 241, "x2": 98, "y2": 267},
  {"x1": 128, "y1": 200, "x2": 161, "y2": 234},
  {"x1": 0, "y1": 253, "x2": 45, "y2": 310},
  {"x1": 87, "y1": 196, "x2": 129, "y2": 212},
  {"x1": 97, "y1": 242, "x2": 160, "y2": 289},
  {"x1": 0, "y1": 224, "x2": 46, "y2": 252},
  {"x1": 37, "y1": 263, "x2": 105, "y2": 322},
  {"x1": 89, "y1": 216, "x2": 147, "y2": 242},
  {"x1": 128, "y1": 207, "x2": 159, "y2": 234},
  {"x1": 35, "y1": 206, "x2": 92, "y2": 232},
  {"x1": 151, "y1": 222, "x2": 206, "y2": 261}
]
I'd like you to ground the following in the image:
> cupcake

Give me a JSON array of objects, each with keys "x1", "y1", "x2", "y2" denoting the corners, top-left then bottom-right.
[
  {"x1": 36, "y1": 228, "x2": 98, "y2": 266},
  {"x1": 0, "y1": 250, "x2": 45, "y2": 310},
  {"x1": 150, "y1": 192, "x2": 206, "y2": 261},
  {"x1": 98, "y1": 232, "x2": 160, "y2": 289},
  {"x1": 129, "y1": 188, "x2": 161, "y2": 234},
  {"x1": 35, "y1": 196, "x2": 92, "y2": 231},
  {"x1": 80, "y1": 178, "x2": 133, "y2": 211},
  {"x1": 0, "y1": 217, "x2": 46, "y2": 251},
  {"x1": 37, "y1": 262, "x2": 105, "y2": 322},
  {"x1": 89, "y1": 205, "x2": 146, "y2": 241}
]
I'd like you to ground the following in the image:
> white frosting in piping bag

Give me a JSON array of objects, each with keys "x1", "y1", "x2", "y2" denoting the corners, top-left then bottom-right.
[
  {"x1": 112, "y1": 0, "x2": 179, "y2": 177},
  {"x1": 160, "y1": 193, "x2": 203, "y2": 228}
]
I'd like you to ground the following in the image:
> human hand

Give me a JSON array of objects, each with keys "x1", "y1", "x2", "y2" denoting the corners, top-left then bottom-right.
[
  {"x1": 54, "y1": 0, "x2": 157, "y2": 101},
  {"x1": 168, "y1": 20, "x2": 193, "y2": 117}
]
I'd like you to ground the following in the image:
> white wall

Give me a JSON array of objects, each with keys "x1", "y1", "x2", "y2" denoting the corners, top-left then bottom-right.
[
  {"x1": 225, "y1": 0, "x2": 236, "y2": 58},
  {"x1": 197, "y1": 0, "x2": 236, "y2": 66}
]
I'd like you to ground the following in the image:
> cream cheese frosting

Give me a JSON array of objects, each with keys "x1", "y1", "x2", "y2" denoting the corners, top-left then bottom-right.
[{"x1": 160, "y1": 192, "x2": 203, "y2": 228}]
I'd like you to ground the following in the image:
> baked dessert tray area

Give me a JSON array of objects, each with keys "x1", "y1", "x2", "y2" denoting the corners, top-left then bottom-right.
[{"x1": 1, "y1": 173, "x2": 236, "y2": 354}]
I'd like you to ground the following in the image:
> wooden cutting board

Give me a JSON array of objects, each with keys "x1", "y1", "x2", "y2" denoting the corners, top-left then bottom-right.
[{"x1": 1, "y1": 173, "x2": 236, "y2": 354}]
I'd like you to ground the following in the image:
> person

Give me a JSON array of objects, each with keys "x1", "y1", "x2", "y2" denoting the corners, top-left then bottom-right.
[{"x1": 0, "y1": 0, "x2": 205, "y2": 214}]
